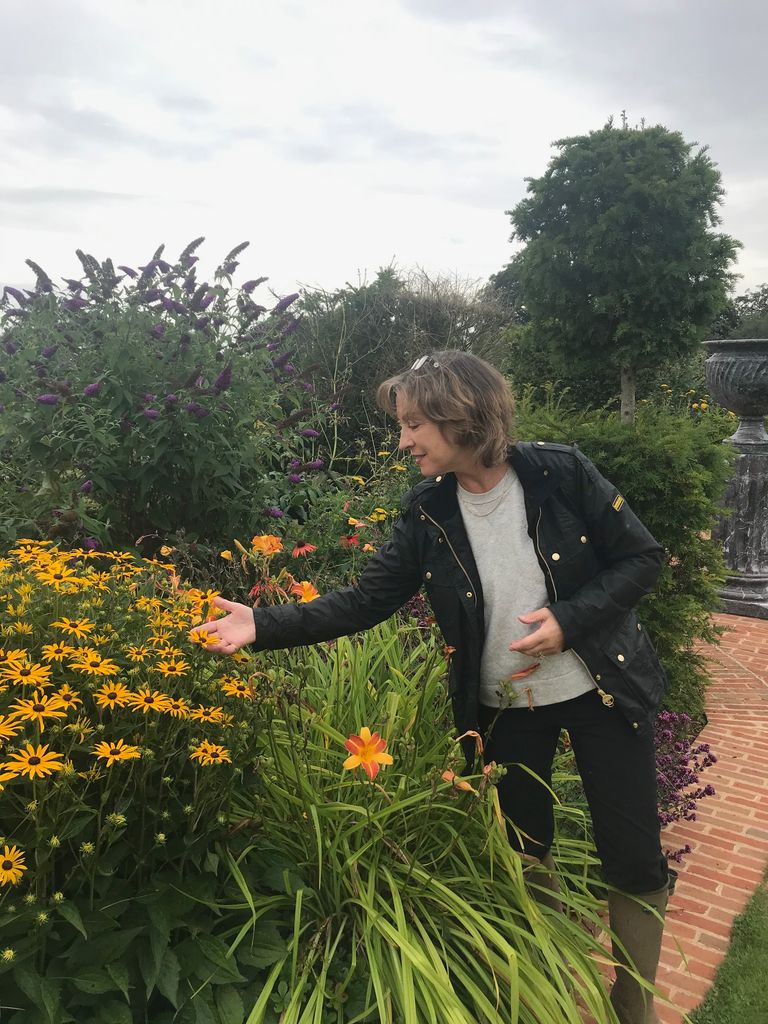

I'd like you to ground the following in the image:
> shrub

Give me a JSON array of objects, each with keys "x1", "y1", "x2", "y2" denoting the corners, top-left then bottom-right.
[{"x1": 0, "y1": 241, "x2": 324, "y2": 553}]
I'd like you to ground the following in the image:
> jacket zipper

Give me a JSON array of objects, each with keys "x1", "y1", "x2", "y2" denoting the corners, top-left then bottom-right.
[
  {"x1": 534, "y1": 509, "x2": 614, "y2": 709},
  {"x1": 419, "y1": 506, "x2": 478, "y2": 608}
]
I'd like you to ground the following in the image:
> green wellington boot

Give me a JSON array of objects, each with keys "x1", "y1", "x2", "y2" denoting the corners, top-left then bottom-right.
[
  {"x1": 527, "y1": 850, "x2": 563, "y2": 913},
  {"x1": 608, "y1": 885, "x2": 668, "y2": 1024}
]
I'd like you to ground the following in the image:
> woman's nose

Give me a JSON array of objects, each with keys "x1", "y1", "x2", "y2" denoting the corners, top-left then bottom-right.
[{"x1": 399, "y1": 428, "x2": 411, "y2": 450}]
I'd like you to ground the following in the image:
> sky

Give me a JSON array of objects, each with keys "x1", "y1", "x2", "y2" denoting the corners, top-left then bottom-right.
[{"x1": 2, "y1": 0, "x2": 767, "y2": 302}]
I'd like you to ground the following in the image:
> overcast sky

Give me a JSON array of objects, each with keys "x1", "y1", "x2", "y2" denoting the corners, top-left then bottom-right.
[{"x1": 2, "y1": 0, "x2": 767, "y2": 301}]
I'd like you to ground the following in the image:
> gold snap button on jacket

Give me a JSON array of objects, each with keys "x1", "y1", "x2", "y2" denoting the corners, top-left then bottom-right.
[
  {"x1": 419, "y1": 515, "x2": 425, "y2": 521},
  {"x1": 425, "y1": 571, "x2": 432, "y2": 580},
  {"x1": 580, "y1": 535, "x2": 588, "y2": 544},
  {"x1": 617, "y1": 654, "x2": 625, "y2": 663},
  {"x1": 435, "y1": 475, "x2": 443, "y2": 482},
  {"x1": 551, "y1": 552, "x2": 560, "y2": 561},
  {"x1": 632, "y1": 722, "x2": 639, "y2": 729},
  {"x1": 543, "y1": 469, "x2": 549, "y2": 476},
  {"x1": 466, "y1": 591, "x2": 473, "y2": 599},
  {"x1": 595, "y1": 674, "x2": 601, "y2": 681}
]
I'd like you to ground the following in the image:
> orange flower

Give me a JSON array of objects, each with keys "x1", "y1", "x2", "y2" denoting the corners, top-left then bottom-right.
[
  {"x1": 251, "y1": 534, "x2": 283, "y2": 556},
  {"x1": 291, "y1": 581, "x2": 320, "y2": 603},
  {"x1": 291, "y1": 542, "x2": 317, "y2": 557},
  {"x1": 339, "y1": 534, "x2": 360, "y2": 548},
  {"x1": 441, "y1": 769, "x2": 478, "y2": 795},
  {"x1": 343, "y1": 727, "x2": 393, "y2": 781}
]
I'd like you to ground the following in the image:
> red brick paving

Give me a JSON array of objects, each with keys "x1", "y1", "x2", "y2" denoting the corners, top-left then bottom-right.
[{"x1": 654, "y1": 613, "x2": 768, "y2": 1023}]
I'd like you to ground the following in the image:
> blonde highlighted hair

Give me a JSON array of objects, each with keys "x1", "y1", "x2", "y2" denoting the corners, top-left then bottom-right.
[{"x1": 376, "y1": 351, "x2": 515, "y2": 467}]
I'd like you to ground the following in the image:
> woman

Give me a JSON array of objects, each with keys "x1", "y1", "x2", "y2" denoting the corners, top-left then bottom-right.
[{"x1": 195, "y1": 351, "x2": 670, "y2": 1024}]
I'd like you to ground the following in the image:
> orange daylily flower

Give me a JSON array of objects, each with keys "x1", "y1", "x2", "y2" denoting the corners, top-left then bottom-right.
[
  {"x1": 251, "y1": 534, "x2": 283, "y2": 556},
  {"x1": 291, "y1": 581, "x2": 320, "y2": 603},
  {"x1": 343, "y1": 727, "x2": 393, "y2": 781},
  {"x1": 441, "y1": 769, "x2": 478, "y2": 795}
]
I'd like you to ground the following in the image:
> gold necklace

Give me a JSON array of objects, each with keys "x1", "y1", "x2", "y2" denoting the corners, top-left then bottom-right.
[{"x1": 458, "y1": 475, "x2": 513, "y2": 518}]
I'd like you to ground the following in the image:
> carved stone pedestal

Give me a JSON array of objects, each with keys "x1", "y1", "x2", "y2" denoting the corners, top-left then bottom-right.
[{"x1": 704, "y1": 339, "x2": 768, "y2": 619}]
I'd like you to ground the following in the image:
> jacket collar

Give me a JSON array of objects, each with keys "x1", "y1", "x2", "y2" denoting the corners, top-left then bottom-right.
[{"x1": 419, "y1": 443, "x2": 563, "y2": 525}]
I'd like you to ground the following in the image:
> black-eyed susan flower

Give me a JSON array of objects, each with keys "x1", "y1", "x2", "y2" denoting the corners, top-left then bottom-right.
[
  {"x1": 221, "y1": 678, "x2": 254, "y2": 700},
  {"x1": 190, "y1": 705, "x2": 225, "y2": 724},
  {"x1": 188, "y1": 628, "x2": 219, "y2": 649},
  {"x1": 128, "y1": 688, "x2": 171, "y2": 714},
  {"x1": 2, "y1": 661, "x2": 53, "y2": 688},
  {"x1": 0, "y1": 648, "x2": 27, "y2": 667},
  {"x1": 156, "y1": 658, "x2": 190, "y2": 678},
  {"x1": 2, "y1": 743, "x2": 65, "y2": 780},
  {"x1": 343, "y1": 727, "x2": 393, "y2": 781},
  {"x1": 54, "y1": 684, "x2": 82, "y2": 711},
  {"x1": 94, "y1": 682, "x2": 134, "y2": 709},
  {"x1": 10, "y1": 690, "x2": 67, "y2": 732},
  {"x1": 50, "y1": 617, "x2": 94, "y2": 639},
  {"x1": 125, "y1": 644, "x2": 151, "y2": 662},
  {"x1": 190, "y1": 740, "x2": 232, "y2": 766},
  {"x1": 165, "y1": 697, "x2": 190, "y2": 718},
  {"x1": 9, "y1": 622, "x2": 33, "y2": 636},
  {"x1": 69, "y1": 652, "x2": 120, "y2": 677},
  {"x1": 41, "y1": 642, "x2": 77, "y2": 662},
  {"x1": 0, "y1": 714, "x2": 22, "y2": 743},
  {"x1": 0, "y1": 846, "x2": 27, "y2": 886},
  {"x1": 291, "y1": 581, "x2": 320, "y2": 603},
  {"x1": 92, "y1": 738, "x2": 142, "y2": 767},
  {"x1": 34, "y1": 564, "x2": 81, "y2": 591}
]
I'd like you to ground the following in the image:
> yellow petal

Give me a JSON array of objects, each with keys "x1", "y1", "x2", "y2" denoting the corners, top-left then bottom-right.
[
  {"x1": 358, "y1": 726, "x2": 372, "y2": 743},
  {"x1": 343, "y1": 754, "x2": 361, "y2": 770}
]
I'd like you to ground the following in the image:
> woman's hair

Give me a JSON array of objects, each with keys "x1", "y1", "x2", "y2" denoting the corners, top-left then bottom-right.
[{"x1": 376, "y1": 351, "x2": 516, "y2": 467}]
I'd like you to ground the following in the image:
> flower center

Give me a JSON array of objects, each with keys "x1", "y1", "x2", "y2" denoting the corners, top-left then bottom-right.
[
  {"x1": 109, "y1": 747, "x2": 121, "y2": 756},
  {"x1": 1, "y1": 860, "x2": 12, "y2": 870},
  {"x1": 89, "y1": 660, "x2": 100, "y2": 667},
  {"x1": 29, "y1": 756, "x2": 41, "y2": 766},
  {"x1": 143, "y1": 696, "x2": 155, "y2": 704},
  {"x1": 54, "y1": 574, "x2": 63, "y2": 580},
  {"x1": 20, "y1": 669, "x2": 30, "y2": 677},
  {"x1": 33, "y1": 703, "x2": 45, "y2": 713},
  {"x1": 107, "y1": 691, "x2": 117, "y2": 700}
]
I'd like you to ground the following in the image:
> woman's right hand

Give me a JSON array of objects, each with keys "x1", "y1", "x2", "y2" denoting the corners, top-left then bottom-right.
[{"x1": 191, "y1": 596, "x2": 256, "y2": 653}]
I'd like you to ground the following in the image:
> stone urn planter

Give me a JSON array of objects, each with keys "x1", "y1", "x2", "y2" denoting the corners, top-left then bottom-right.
[{"x1": 703, "y1": 338, "x2": 768, "y2": 618}]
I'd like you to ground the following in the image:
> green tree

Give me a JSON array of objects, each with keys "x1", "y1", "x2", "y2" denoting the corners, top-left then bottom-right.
[{"x1": 505, "y1": 119, "x2": 740, "y2": 423}]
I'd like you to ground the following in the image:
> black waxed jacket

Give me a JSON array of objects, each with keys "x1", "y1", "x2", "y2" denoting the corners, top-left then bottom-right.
[{"x1": 252, "y1": 442, "x2": 668, "y2": 750}]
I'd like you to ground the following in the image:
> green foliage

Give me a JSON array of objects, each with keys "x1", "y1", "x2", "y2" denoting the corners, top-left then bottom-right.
[
  {"x1": 503, "y1": 120, "x2": 740, "y2": 413},
  {"x1": 0, "y1": 240, "x2": 322, "y2": 552},
  {"x1": 514, "y1": 390, "x2": 735, "y2": 722}
]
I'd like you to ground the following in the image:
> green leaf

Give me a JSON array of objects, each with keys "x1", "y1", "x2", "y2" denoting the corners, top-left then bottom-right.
[
  {"x1": 216, "y1": 985, "x2": 245, "y2": 1024},
  {"x1": 236, "y1": 924, "x2": 287, "y2": 969},
  {"x1": 156, "y1": 949, "x2": 181, "y2": 1009},
  {"x1": 71, "y1": 967, "x2": 118, "y2": 995},
  {"x1": 57, "y1": 902, "x2": 87, "y2": 939},
  {"x1": 39, "y1": 977, "x2": 63, "y2": 1024},
  {"x1": 195, "y1": 935, "x2": 245, "y2": 983},
  {"x1": 67, "y1": 927, "x2": 144, "y2": 966},
  {"x1": 106, "y1": 962, "x2": 130, "y2": 1003},
  {"x1": 138, "y1": 925, "x2": 170, "y2": 999},
  {"x1": 13, "y1": 963, "x2": 41, "y2": 1004},
  {"x1": 94, "y1": 999, "x2": 132, "y2": 1024},
  {"x1": 191, "y1": 994, "x2": 218, "y2": 1024}
]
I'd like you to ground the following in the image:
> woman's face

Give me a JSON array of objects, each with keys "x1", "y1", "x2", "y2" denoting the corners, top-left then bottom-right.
[{"x1": 396, "y1": 394, "x2": 477, "y2": 478}]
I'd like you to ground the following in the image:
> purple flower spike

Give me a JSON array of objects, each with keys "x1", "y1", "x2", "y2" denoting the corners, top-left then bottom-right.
[
  {"x1": 118, "y1": 265, "x2": 138, "y2": 278},
  {"x1": 142, "y1": 393, "x2": 156, "y2": 402},
  {"x1": 329, "y1": 402, "x2": 340, "y2": 411},
  {"x1": 142, "y1": 289, "x2": 163, "y2": 303},
  {"x1": 37, "y1": 393, "x2": 59, "y2": 405},
  {"x1": 213, "y1": 365, "x2": 232, "y2": 394},
  {"x1": 142, "y1": 408, "x2": 161, "y2": 419},
  {"x1": 83, "y1": 382, "x2": 102, "y2": 397},
  {"x1": 64, "y1": 297, "x2": 88, "y2": 312},
  {"x1": 4, "y1": 341, "x2": 19, "y2": 355},
  {"x1": 289, "y1": 458, "x2": 302, "y2": 469},
  {"x1": 241, "y1": 277, "x2": 267, "y2": 294},
  {"x1": 151, "y1": 323, "x2": 165, "y2": 339},
  {"x1": 80, "y1": 479, "x2": 94, "y2": 493},
  {"x1": 301, "y1": 428, "x2": 321, "y2": 438},
  {"x1": 302, "y1": 458, "x2": 324, "y2": 471},
  {"x1": 83, "y1": 537, "x2": 101, "y2": 550},
  {"x1": 288, "y1": 473, "x2": 303, "y2": 484},
  {"x1": 185, "y1": 401, "x2": 210, "y2": 420},
  {"x1": 198, "y1": 292, "x2": 216, "y2": 311},
  {"x1": 3, "y1": 286, "x2": 27, "y2": 306},
  {"x1": 195, "y1": 316, "x2": 209, "y2": 329},
  {"x1": 272, "y1": 292, "x2": 300, "y2": 315},
  {"x1": 164, "y1": 393, "x2": 178, "y2": 404},
  {"x1": 41, "y1": 345, "x2": 58, "y2": 358},
  {"x1": 266, "y1": 506, "x2": 284, "y2": 519}
]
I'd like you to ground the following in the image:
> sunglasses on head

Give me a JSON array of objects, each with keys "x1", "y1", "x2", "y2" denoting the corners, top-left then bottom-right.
[{"x1": 410, "y1": 356, "x2": 440, "y2": 370}]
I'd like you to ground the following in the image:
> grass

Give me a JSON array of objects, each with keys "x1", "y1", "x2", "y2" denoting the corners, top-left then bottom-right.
[{"x1": 689, "y1": 868, "x2": 768, "y2": 1024}]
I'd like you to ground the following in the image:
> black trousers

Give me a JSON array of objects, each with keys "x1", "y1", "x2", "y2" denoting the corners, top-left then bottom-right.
[{"x1": 479, "y1": 690, "x2": 668, "y2": 894}]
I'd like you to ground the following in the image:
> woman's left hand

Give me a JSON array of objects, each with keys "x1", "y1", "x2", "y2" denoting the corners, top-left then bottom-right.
[{"x1": 508, "y1": 608, "x2": 565, "y2": 658}]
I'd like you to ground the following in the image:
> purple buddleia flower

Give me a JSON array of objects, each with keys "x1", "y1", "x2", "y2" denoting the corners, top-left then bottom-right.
[
  {"x1": 302, "y1": 458, "x2": 324, "y2": 471},
  {"x1": 288, "y1": 473, "x2": 303, "y2": 484},
  {"x1": 118, "y1": 265, "x2": 138, "y2": 278},
  {"x1": 183, "y1": 272, "x2": 197, "y2": 294},
  {"x1": 151, "y1": 323, "x2": 165, "y2": 339},
  {"x1": 142, "y1": 393, "x2": 156, "y2": 402},
  {"x1": 220, "y1": 261, "x2": 238, "y2": 275},
  {"x1": 289, "y1": 457, "x2": 302, "y2": 469},
  {"x1": 120, "y1": 417, "x2": 134, "y2": 434},
  {"x1": 41, "y1": 345, "x2": 58, "y2": 358},
  {"x1": 141, "y1": 289, "x2": 163, "y2": 303},
  {"x1": 272, "y1": 350, "x2": 293, "y2": 370},
  {"x1": 64, "y1": 297, "x2": 88, "y2": 312},
  {"x1": 281, "y1": 318, "x2": 299, "y2": 336},
  {"x1": 4, "y1": 341, "x2": 19, "y2": 354},
  {"x1": 164, "y1": 393, "x2": 178, "y2": 404},
  {"x1": 301, "y1": 428, "x2": 321, "y2": 438},
  {"x1": 83, "y1": 382, "x2": 102, "y2": 397},
  {"x1": 37, "y1": 393, "x2": 59, "y2": 405},
  {"x1": 63, "y1": 279, "x2": 84, "y2": 292},
  {"x1": 195, "y1": 316, "x2": 209, "y2": 329},
  {"x1": 157, "y1": 260, "x2": 172, "y2": 273},
  {"x1": 3, "y1": 286, "x2": 27, "y2": 306},
  {"x1": 80, "y1": 479, "x2": 94, "y2": 493},
  {"x1": 329, "y1": 401, "x2": 340, "y2": 411},
  {"x1": 185, "y1": 401, "x2": 210, "y2": 420},
  {"x1": 198, "y1": 292, "x2": 215, "y2": 311},
  {"x1": 139, "y1": 259, "x2": 161, "y2": 277},
  {"x1": 162, "y1": 297, "x2": 188, "y2": 314},
  {"x1": 272, "y1": 292, "x2": 299, "y2": 315},
  {"x1": 212, "y1": 365, "x2": 232, "y2": 394},
  {"x1": 3, "y1": 310, "x2": 27, "y2": 320},
  {"x1": 265, "y1": 506, "x2": 284, "y2": 519},
  {"x1": 241, "y1": 277, "x2": 267, "y2": 294},
  {"x1": 36, "y1": 366, "x2": 48, "y2": 379},
  {"x1": 282, "y1": 363, "x2": 296, "y2": 375},
  {"x1": 142, "y1": 407, "x2": 161, "y2": 419},
  {"x1": 83, "y1": 537, "x2": 101, "y2": 550}
]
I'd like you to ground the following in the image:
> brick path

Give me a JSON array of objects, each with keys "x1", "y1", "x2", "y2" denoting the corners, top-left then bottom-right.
[{"x1": 655, "y1": 613, "x2": 768, "y2": 1022}]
